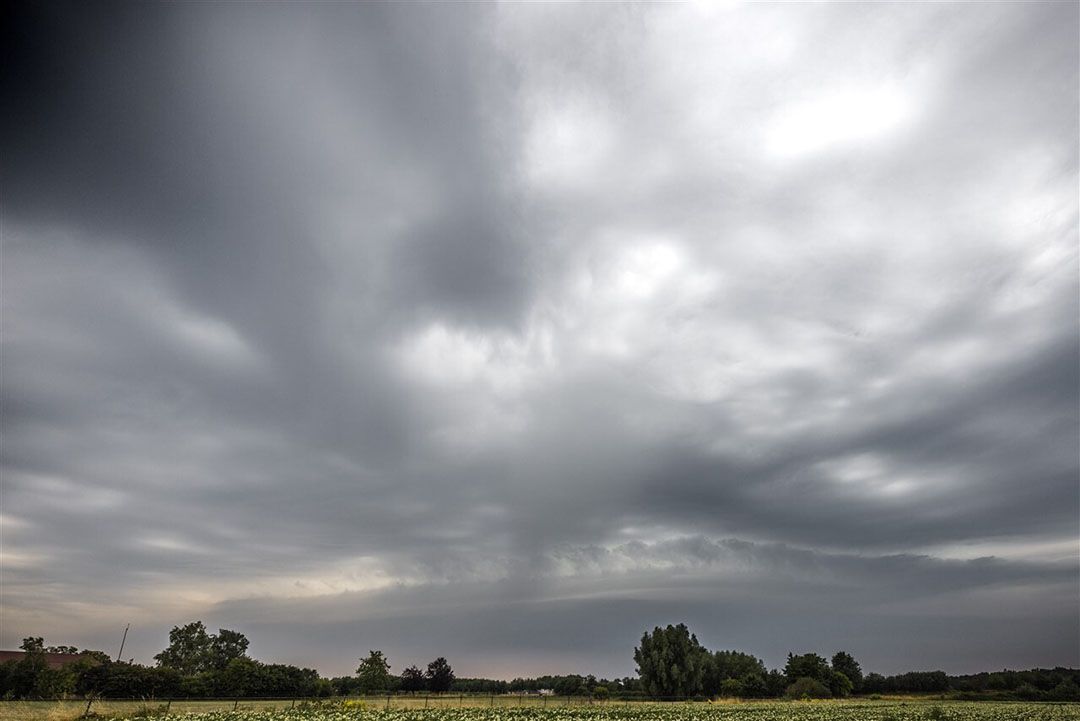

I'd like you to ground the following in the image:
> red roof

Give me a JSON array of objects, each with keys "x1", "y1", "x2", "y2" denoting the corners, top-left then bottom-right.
[{"x1": 0, "y1": 651, "x2": 91, "y2": 669}]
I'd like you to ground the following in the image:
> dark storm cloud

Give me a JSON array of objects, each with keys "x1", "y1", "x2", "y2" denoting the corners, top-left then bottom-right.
[{"x1": 2, "y1": 1, "x2": 1077, "y2": 677}]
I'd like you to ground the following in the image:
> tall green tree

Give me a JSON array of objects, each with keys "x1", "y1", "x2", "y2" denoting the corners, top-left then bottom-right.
[
  {"x1": 829, "y1": 670, "x2": 853, "y2": 697},
  {"x1": 356, "y1": 650, "x2": 392, "y2": 693},
  {"x1": 426, "y1": 657, "x2": 455, "y2": 693},
  {"x1": 633, "y1": 624, "x2": 708, "y2": 698},
  {"x1": 831, "y1": 651, "x2": 863, "y2": 693},
  {"x1": 155, "y1": 622, "x2": 212, "y2": 675}
]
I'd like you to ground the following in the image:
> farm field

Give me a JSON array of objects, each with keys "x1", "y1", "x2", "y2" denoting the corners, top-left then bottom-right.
[{"x1": 4, "y1": 700, "x2": 1080, "y2": 721}]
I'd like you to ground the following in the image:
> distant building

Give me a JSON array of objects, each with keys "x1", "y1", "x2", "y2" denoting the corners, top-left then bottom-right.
[
  {"x1": 0, "y1": 650, "x2": 89, "y2": 669},
  {"x1": 538, "y1": 689, "x2": 555, "y2": 696}
]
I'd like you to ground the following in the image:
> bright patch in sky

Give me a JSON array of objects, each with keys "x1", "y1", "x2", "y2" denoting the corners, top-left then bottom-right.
[{"x1": 767, "y1": 84, "x2": 916, "y2": 158}]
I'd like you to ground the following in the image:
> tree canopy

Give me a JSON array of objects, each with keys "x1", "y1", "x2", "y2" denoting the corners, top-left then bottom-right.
[
  {"x1": 426, "y1": 657, "x2": 455, "y2": 693},
  {"x1": 356, "y1": 650, "x2": 392, "y2": 693},
  {"x1": 633, "y1": 623, "x2": 708, "y2": 698},
  {"x1": 154, "y1": 622, "x2": 249, "y2": 676}
]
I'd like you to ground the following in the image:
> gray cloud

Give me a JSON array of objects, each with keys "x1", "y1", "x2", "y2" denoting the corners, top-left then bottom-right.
[{"x1": 2, "y1": 1, "x2": 1077, "y2": 679}]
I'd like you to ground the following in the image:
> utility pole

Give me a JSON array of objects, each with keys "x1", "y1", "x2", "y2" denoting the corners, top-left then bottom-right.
[{"x1": 116, "y1": 624, "x2": 130, "y2": 662}]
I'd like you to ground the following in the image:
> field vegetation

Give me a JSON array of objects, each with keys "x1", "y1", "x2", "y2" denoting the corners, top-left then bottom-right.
[{"x1": 4, "y1": 699, "x2": 1080, "y2": 721}]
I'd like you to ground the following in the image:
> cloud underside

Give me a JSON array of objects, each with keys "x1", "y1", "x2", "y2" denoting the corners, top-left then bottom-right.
[{"x1": 2, "y1": 1, "x2": 1077, "y2": 677}]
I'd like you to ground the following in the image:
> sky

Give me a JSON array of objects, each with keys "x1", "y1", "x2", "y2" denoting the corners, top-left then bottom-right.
[{"x1": 1, "y1": 1, "x2": 1078, "y2": 680}]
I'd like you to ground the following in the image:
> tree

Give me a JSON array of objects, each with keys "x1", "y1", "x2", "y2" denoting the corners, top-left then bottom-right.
[
  {"x1": 831, "y1": 652, "x2": 863, "y2": 693},
  {"x1": 703, "y1": 650, "x2": 767, "y2": 696},
  {"x1": 357, "y1": 650, "x2": 392, "y2": 693},
  {"x1": 218, "y1": 657, "x2": 260, "y2": 697},
  {"x1": 45, "y1": 645, "x2": 79, "y2": 655},
  {"x1": 154, "y1": 622, "x2": 249, "y2": 676},
  {"x1": 79, "y1": 650, "x2": 112, "y2": 665},
  {"x1": 862, "y1": 672, "x2": 887, "y2": 694},
  {"x1": 400, "y1": 665, "x2": 426, "y2": 693},
  {"x1": 765, "y1": 669, "x2": 788, "y2": 698},
  {"x1": 426, "y1": 657, "x2": 455, "y2": 693},
  {"x1": 829, "y1": 670, "x2": 853, "y2": 698},
  {"x1": 155, "y1": 622, "x2": 212, "y2": 675},
  {"x1": 633, "y1": 624, "x2": 708, "y2": 698},
  {"x1": 210, "y1": 630, "x2": 250, "y2": 671},
  {"x1": 20, "y1": 638, "x2": 44, "y2": 654},
  {"x1": 741, "y1": 672, "x2": 769, "y2": 698},
  {"x1": 784, "y1": 653, "x2": 831, "y2": 686}
]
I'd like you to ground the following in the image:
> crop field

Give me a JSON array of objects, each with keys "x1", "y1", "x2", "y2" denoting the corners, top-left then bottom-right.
[{"x1": 4, "y1": 701, "x2": 1080, "y2": 721}]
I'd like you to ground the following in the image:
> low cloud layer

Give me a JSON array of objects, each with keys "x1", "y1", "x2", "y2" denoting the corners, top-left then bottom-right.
[{"x1": 2, "y1": 2, "x2": 1077, "y2": 678}]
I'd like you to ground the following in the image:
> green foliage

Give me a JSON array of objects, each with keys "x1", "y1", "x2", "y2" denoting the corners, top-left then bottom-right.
[
  {"x1": 399, "y1": 665, "x2": 426, "y2": 693},
  {"x1": 784, "y1": 653, "x2": 832, "y2": 686},
  {"x1": 356, "y1": 651, "x2": 392, "y2": 694},
  {"x1": 719, "y1": 678, "x2": 744, "y2": 697},
  {"x1": 45, "y1": 645, "x2": 79, "y2": 655},
  {"x1": 831, "y1": 652, "x2": 863, "y2": 693},
  {"x1": 155, "y1": 622, "x2": 250, "y2": 677},
  {"x1": 219, "y1": 658, "x2": 261, "y2": 697},
  {"x1": 1052, "y1": 679, "x2": 1080, "y2": 701},
  {"x1": 829, "y1": 671, "x2": 853, "y2": 698},
  {"x1": 784, "y1": 676, "x2": 832, "y2": 699},
  {"x1": 633, "y1": 624, "x2": 708, "y2": 698},
  {"x1": 426, "y1": 657, "x2": 455, "y2": 693},
  {"x1": 19, "y1": 638, "x2": 45, "y2": 654},
  {"x1": 740, "y1": 672, "x2": 769, "y2": 698},
  {"x1": 703, "y1": 650, "x2": 768, "y2": 696},
  {"x1": 210, "y1": 631, "x2": 251, "y2": 672},
  {"x1": 592, "y1": 685, "x2": 610, "y2": 700},
  {"x1": 154, "y1": 622, "x2": 213, "y2": 676}
]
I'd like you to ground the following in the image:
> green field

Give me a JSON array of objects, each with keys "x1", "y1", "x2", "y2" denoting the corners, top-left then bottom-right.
[{"x1": 4, "y1": 700, "x2": 1080, "y2": 721}]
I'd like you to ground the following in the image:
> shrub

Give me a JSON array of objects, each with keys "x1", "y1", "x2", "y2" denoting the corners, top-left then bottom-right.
[
  {"x1": 784, "y1": 677, "x2": 831, "y2": 699},
  {"x1": 719, "y1": 679, "x2": 744, "y2": 698}
]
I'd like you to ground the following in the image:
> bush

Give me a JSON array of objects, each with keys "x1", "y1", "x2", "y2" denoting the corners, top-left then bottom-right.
[
  {"x1": 719, "y1": 679, "x2": 744, "y2": 697},
  {"x1": 1050, "y1": 680, "x2": 1080, "y2": 701},
  {"x1": 784, "y1": 677, "x2": 831, "y2": 699},
  {"x1": 829, "y1": 671, "x2": 853, "y2": 698}
]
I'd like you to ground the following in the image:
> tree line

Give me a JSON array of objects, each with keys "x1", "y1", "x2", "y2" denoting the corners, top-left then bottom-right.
[
  {"x1": 2, "y1": 621, "x2": 1078, "y2": 701},
  {"x1": 631, "y1": 623, "x2": 1080, "y2": 701}
]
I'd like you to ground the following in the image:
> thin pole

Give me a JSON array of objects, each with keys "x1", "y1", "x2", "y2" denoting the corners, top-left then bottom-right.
[{"x1": 115, "y1": 624, "x2": 130, "y2": 662}]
